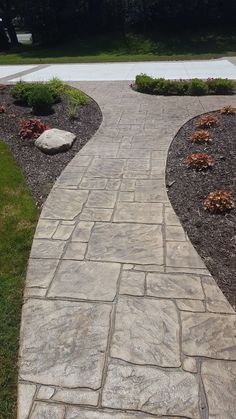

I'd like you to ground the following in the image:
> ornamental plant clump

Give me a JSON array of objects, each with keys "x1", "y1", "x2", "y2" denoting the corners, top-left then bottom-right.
[
  {"x1": 197, "y1": 115, "x2": 219, "y2": 128},
  {"x1": 19, "y1": 118, "x2": 50, "y2": 140},
  {"x1": 204, "y1": 191, "x2": 234, "y2": 212},
  {"x1": 191, "y1": 130, "x2": 212, "y2": 143},
  {"x1": 184, "y1": 153, "x2": 214, "y2": 170},
  {"x1": 220, "y1": 105, "x2": 236, "y2": 115},
  {"x1": 0, "y1": 105, "x2": 5, "y2": 113}
]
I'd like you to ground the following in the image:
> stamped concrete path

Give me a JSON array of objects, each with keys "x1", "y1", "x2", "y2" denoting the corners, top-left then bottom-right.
[{"x1": 18, "y1": 82, "x2": 236, "y2": 419}]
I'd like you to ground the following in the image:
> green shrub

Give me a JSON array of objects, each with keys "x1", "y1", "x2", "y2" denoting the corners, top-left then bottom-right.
[
  {"x1": 134, "y1": 74, "x2": 235, "y2": 96},
  {"x1": 11, "y1": 81, "x2": 36, "y2": 103},
  {"x1": 187, "y1": 79, "x2": 208, "y2": 96},
  {"x1": 207, "y1": 78, "x2": 234, "y2": 95},
  {"x1": 66, "y1": 87, "x2": 88, "y2": 106},
  {"x1": 47, "y1": 78, "x2": 65, "y2": 102},
  {"x1": 28, "y1": 85, "x2": 54, "y2": 114},
  {"x1": 135, "y1": 74, "x2": 157, "y2": 94}
]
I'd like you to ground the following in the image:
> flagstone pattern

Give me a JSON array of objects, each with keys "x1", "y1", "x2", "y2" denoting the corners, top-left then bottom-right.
[{"x1": 18, "y1": 81, "x2": 236, "y2": 419}]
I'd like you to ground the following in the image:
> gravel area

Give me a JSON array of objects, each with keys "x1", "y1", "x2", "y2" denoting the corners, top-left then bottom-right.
[{"x1": 166, "y1": 110, "x2": 236, "y2": 309}]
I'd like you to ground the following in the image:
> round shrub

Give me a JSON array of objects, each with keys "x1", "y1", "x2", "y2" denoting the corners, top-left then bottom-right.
[
  {"x1": 28, "y1": 85, "x2": 54, "y2": 114},
  {"x1": 187, "y1": 79, "x2": 208, "y2": 96}
]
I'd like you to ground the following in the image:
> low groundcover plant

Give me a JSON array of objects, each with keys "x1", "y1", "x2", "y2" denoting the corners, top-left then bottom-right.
[
  {"x1": 191, "y1": 130, "x2": 212, "y2": 143},
  {"x1": 184, "y1": 153, "x2": 214, "y2": 170},
  {"x1": 197, "y1": 114, "x2": 219, "y2": 128},
  {"x1": 204, "y1": 190, "x2": 234, "y2": 212},
  {"x1": 19, "y1": 118, "x2": 50, "y2": 140}
]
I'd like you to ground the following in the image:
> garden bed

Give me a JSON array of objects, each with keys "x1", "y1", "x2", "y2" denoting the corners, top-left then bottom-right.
[
  {"x1": 166, "y1": 109, "x2": 236, "y2": 310},
  {"x1": 0, "y1": 84, "x2": 102, "y2": 208}
]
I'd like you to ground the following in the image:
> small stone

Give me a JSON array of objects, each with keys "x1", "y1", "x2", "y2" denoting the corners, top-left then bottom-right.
[
  {"x1": 86, "y1": 190, "x2": 117, "y2": 208},
  {"x1": 176, "y1": 299, "x2": 205, "y2": 312},
  {"x1": 72, "y1": 221, "x2": 94, "y2": 242},
  {"x1": 26, "y1": 259, "x2": 59, "y2": 288},
  {"x1": 63, "y1": 242, "x2": 87, "y2": 260},
  {"x1": 119, "y1": 271, "x2": 145, "y2": 296},
  {"x1": 34, "y1": 220, "x2": 59, "y2": 239},
  {"x1": 18, "y1": 383, "x2": 36, "y2": 419},
  {"x1": 182, "y1": 357, "x2": 198, "y2": 373},
  {"x1": 53, "y1": 388, "x2": 99, "y2": 406},
  {"x1": 30, "y1": 239, "x2": 66, "y2": 259},
  {"x1": 147, "y1": 273, "x2": 204, "y2": 299},
  {"x1": 30, "y1": 402, "x2": 65, "y2": 418},
  {"x1": 113, "y1": 202, "x2": 163, "y2": 224},
  {"x1": 37, "y1": 386, "x2": 55, "y2": 400},
  {"x1": 53, "y1": 224, "x2": 75, "y2": 240},
  {"x1": 202, "y1": 276, "x2": 234, "y2": 314},
  {"x1": 202, "y1": 359, "x2": 236, "y2": 419},
  {"x1": 35, "y1": 128, "x2": 76, "y2": 154},
  {"x1": 41, "y1": 189, "x2": 89, "y2": 220}
]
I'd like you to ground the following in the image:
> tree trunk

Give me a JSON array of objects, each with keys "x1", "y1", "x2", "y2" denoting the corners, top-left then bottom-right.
[{"x1": 4, "y1": 16, "x2": 19, "y2": 46}]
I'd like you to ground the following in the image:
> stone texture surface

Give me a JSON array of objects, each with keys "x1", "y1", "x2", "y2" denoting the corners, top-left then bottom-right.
[
  {"x1": 41, "y1": 188, "x2": 88, "y2": 220},
  {"x1": 48, "y1": 260, "x2": 120, "y2": 300},
  {"x1": 182, "y1": 312, "x2": 236, "y2": 359},
  {"x1": 119, "y1": 271, "x2": 145, "y2": 295},
  {"x1": 201, "y1": 359, "x2": 236, "y2": 419},
  {"x1": 19, "y1": 299, "x2": 111, "y2": 388},
  {"x1": 102, "y1": 359, "x2": 200, "y2": 418},
  {"x1": 18, "y1": 81, "x2": 236, "y2": 419},
  {"x1": 111, "y1": 297, "x2": 180, "y2": 366},
  {"x1": 87, "y1": 222, "x2": 163, "y2": 264},
  {"x1": 113, "y1": 202, "x2": 162, "y2": 223},
  {"x1": 35, "y1": 128, "x2": 76, "y2": 154},
  {"x1": 147, "y1": 272, "x2": 204, "y2": 299}
]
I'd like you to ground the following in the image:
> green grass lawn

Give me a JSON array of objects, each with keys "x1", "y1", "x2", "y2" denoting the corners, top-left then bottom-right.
[
  {"x1": 0, "y1": 141, "x2": 38, "y2": 418},
  {"x1": 1, "y1": 26, "x2": 236, "y2": 64}
]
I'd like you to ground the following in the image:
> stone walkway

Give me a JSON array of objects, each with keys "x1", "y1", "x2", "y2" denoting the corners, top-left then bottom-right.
[{"x1": 18, "y1": 82, "x2": 236, "y2": 419}]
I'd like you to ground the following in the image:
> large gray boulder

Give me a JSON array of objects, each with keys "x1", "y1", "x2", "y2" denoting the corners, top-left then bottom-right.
[{"x1": 35, "y1": 128, "x2": 76, "y2": 154}]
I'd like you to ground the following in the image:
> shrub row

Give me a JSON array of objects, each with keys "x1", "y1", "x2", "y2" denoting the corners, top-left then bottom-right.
[
  {"x1": 134, "y1": 74, "x2": 235, "y2": 96},
  {"x1": 11, "y1": 79, "x2": 88, "y2": 115}
]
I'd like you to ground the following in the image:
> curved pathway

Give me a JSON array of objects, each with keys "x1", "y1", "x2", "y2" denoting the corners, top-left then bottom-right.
[{"x1": 18, "y1": 82, "x2": 236, "y2": 419}]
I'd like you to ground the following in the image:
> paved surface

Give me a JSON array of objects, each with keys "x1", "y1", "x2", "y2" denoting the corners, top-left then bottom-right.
[
  {"x1": 17, "y1": 81, "x2": 236, "y2": 418},
  {"x1": 0, "y1": 59, "x2": 235, "y2": 82}
]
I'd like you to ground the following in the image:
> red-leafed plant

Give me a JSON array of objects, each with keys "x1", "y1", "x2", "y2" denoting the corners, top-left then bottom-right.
[
  {"x1": 184, "y1": 153, "x2": 214, "y2": 170},
  {"x1": 197, "y1": 114, "x2": 219, "y2": 128},
  {"x1": 191, "y1": 130, "x2": 212, "y2": 143},
  {"x1": 220, "y1": 105, "x2": 236, "y2": 115},
  {"x1": 204, "y1": 191, "x2": 234, "y2": 212},
  {"x1": 19, "y1": 118, "x2": 50, "y2": 140}
]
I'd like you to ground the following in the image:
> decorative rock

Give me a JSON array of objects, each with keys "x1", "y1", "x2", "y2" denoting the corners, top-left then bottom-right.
[{"x1": 35, "y1": 128, "x2": 76, "y2": 154}]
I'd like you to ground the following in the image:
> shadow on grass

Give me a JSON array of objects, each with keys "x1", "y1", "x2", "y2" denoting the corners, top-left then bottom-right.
[{"x1": 1, "y1": 26, "x2": 236, "y2": 64}]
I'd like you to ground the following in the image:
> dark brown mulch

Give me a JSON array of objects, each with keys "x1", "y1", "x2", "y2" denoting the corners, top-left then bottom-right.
[
  {"x1": 0, "y1": 86, "x2": 102, "y2": 208},
  {"x1": 166, "y1": 110, "x2": 236, "y2": 310}
]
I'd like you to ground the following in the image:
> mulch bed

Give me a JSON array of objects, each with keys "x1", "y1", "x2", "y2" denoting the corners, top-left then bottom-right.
[
  {"x1": 0, "y1": 86, "x2": 102, "y2": 208},
  {"x1": 166, "y1": 110, "x2": 236, "y2": 310}
]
